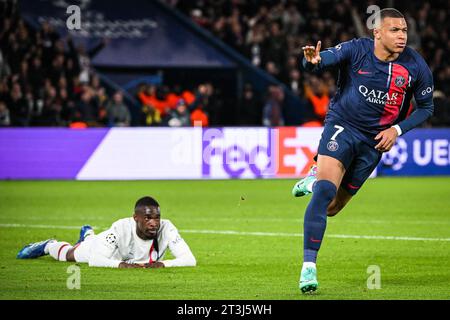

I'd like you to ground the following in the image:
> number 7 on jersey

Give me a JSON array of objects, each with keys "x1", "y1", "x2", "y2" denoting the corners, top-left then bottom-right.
[{"x1": 331, "y1": 125, "x2": 344, "y2": 141}]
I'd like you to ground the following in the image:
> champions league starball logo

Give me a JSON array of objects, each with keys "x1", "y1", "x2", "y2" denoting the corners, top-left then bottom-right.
[
  {"x1": 381, "y1": 138, "x2": 408, "y2": 171},
  {"x1": 105, "y1": 233, "x2": 117, "y2": 245}
]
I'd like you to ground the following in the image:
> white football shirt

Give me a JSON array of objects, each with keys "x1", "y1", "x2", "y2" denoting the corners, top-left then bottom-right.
[{"x1": 79, "y1": 218, "x2": 196, "y2": 268}]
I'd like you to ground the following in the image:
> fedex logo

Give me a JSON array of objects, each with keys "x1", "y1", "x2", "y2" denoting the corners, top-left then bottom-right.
[
  {"x1": 201, "y1": 128, "x2": 275, "y2": 178},
  {"x1": 201, "y1": 127, "x2": 322, "y2": 179},
  {"x1": 276, "y1": 127, "x2": 321, "y2": 177}
]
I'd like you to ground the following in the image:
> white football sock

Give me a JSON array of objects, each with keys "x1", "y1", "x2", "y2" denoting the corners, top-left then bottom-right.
[
  {"x1": 302, "y1": 262, "x2": 316, "y2": 269},
  {"x1": 47, "y1": 241, "x2": 73, "y2": 261},
  {"x1": 306, "y1": 179, "x2": 317, "y2": 193}
]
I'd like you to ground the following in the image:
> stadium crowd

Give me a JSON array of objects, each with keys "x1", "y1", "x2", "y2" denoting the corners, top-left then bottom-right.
[
  {"x1": 0, "y1": 2, "x2": 217, "y2": 128},
  {"x1": 1, "y1": 0, "x2": 449, "y2": 127},
  {"x1": 0, "y1": 2, "x2": 112, "y2": 128}
]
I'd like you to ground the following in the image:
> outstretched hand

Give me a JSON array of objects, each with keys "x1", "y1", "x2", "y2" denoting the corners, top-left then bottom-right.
[
  {"x1": 118, "y1": 261, "x2": 165, "y2": 268},
  {"x1": 374, "y1": 127, "x2": 398, "y2": 152},
  {"x1": 143, "y1": 262, "x2": 165, "y2": 269},
  {"x1": 302, "y1": 41, "x2": 322, "y2": 65}
]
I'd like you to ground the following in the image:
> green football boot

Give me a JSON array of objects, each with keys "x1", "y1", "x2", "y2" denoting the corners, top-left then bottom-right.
[
  {"x1": 299, "y1": 265, "x2": 319, "y2": 293},
  {"x1": 292, "y1": 164, "x2": 317, "y2": 197}
]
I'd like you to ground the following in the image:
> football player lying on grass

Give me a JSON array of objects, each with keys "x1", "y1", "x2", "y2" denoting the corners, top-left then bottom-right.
[{"x1": 17, "y1": 196, "x2": 196, "y2": 268}]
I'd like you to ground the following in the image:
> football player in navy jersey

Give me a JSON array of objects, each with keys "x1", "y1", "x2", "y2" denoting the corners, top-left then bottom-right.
[{"x1": 292, "y1": 8, "x2": 434, "y2": 293}]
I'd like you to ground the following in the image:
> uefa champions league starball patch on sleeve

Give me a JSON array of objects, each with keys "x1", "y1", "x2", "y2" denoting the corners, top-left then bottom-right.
[{"x1": 105, "y1": 233, "x2": 117, "y2": 246}]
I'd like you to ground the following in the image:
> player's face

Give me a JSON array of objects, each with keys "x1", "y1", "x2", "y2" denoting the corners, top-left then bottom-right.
[
  {"x1": 377, "y1": 17, "x2": 408, "y2": 54},
  {"x1": 134, "y1": 206, "x2": 161, "y2": 240}
]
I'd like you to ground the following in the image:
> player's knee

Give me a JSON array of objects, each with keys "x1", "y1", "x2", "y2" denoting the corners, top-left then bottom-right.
[
  {"x1": 313, "y1": 180, "x2": 337, "y2": 204},
  {"x1": 327, "y1": 201, "x2": 344, "y2": 217},
  {"x1": 66, "y1": 248, "x2": 76, "y2": 262}
]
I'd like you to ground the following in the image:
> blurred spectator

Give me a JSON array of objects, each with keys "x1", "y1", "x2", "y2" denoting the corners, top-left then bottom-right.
[
  {"x1": 238, "y1": 83, "x2": 262, "y2": 126},
  {"x1": 263, "y1": 85, "x2": 285, "y2": 126},
  {"x1": 36, "y1": 85, "x2": 65, "y2": 126},
  {"x1": 429, "y1": 90, "x2": 450, "y2": 127},
  {"x1": 263, "y1": 22, "x2": 288, "y2": 73},
  {"x1": 75, "y1": 89, "x2": 98, "y2": 126},
  {"x1": 39, "y1": 21, "x2": 60, "y2": 68},
  {"x1": 68, "y1": 37, "x2": 107, "y2": 84},
  {"x1": 136, "y1": 84, "x2": 160, "y2": 126},
  {"x1": 190, "y1": 107, "x2": 209, "y2": 127},
  {"x1": 7, "y1": 83, "x2": 30, "y2": 126},
  {"x1": 0, "y1": 101, "x2": 10, "y2": 126},
  {"x1": 304, "y1": 75, "x2": 330, "y2": 123},
  {"x1": 138, "y1": 84, "x2": 171, "y2": 117},
  {"x1": 244, "y1": 23, "x2": 265, "y2": 67},
  {"x1": 106, "y1": 91, "x2": 131, "y2": 127},
  {"x1": 28, "y1": 57, "x2": 45, "y2": 95},
  {"x1": 286, "y1": 69, "x2": 303, "y2": 96},
  {"x1": 189, "y1": 83, "x2": 218, "y2": 125},
  {"x1": 265, "y1": 61, "x2": 281, "y2": 80},
  {"x1": 166, "y1": 84, "x2": 183, "y2": 110},
  {"x1": 167, "y1": 99, "x2": 191, "y2": 127},
  {"x1": 141, "y1": 104, "x2": 161, "y2": 126},
  {"x1": 282, "y1": 3, "x2": 304, "y2": 37}
]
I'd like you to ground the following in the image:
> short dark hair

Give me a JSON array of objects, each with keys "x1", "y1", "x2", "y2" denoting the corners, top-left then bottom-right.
[
  {"x1": 379, "y1": 8, "x2": 404, "y2": 21},
  {"x1": 134, "y1": 196, "x2": 159, "y2": 211}
]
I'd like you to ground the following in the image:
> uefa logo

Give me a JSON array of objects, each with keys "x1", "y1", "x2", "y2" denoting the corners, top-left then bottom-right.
[{"x1": 327, "y1": 141, "x2": 339, "y2": 152}]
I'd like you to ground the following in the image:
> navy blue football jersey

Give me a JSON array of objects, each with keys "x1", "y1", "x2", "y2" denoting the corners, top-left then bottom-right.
[{"x1": 314, "y1": 38, "x2": 434, "y2": 146}]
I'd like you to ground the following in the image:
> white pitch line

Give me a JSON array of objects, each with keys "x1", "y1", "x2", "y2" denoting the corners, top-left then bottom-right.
[
  {"x1": 180, "y1": 229, "x2": 450, "y2": 242},
  {"x1": 0, "y1": 223, "x2": 100, "y2": 230},
  {"x1": 1, "y1": 223, "x2": 449, "y2": 242}
]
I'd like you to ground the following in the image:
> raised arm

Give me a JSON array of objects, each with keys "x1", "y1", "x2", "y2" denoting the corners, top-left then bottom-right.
[
  {"x1": 303, "y1": 41, "x2": 322, "y2": 65},
  {"x1": 302, "y1": 39, "x2": 356, "y2": 72}
]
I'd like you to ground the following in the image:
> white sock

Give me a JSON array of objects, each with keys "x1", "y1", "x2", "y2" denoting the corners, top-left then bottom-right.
[
  {"x1": 302, "y1": 262, "x2": 316, "y2": 270},
  {"x1": 306, "y1": 179, "x2": 317, "y2": 193},
  {"x1": 47, "y1": 241, "x2": 73, "y2": 261}
]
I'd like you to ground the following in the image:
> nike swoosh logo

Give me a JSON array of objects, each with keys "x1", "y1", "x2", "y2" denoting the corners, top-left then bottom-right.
[
  {"x1": 310, "y1": 237, "x2": 322, "y2": 243},
  {"x1": 358, "y1": 70, "x2": 372, "y2": 75}
]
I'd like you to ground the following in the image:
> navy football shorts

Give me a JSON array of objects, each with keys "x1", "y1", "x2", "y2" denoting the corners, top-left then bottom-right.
[{"x1": 317, "y1": 121, "x2": 382, "y2": 195}]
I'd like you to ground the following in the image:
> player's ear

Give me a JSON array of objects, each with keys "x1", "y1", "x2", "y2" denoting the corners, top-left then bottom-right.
[
  {"x1": 373, "y1": 28, "x2": 380, "y2": 40},
  {"x1": 133, "y1": 213, "x2": 138, "y2": 222}
]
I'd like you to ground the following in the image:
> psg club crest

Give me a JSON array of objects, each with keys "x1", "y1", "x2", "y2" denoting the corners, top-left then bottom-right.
[
  {"x1": 327, "y1": 141, "x2": 339, "y2": 152},
  {"x1": 395, "y1": 75, "x2": 406, "y2": 87}
]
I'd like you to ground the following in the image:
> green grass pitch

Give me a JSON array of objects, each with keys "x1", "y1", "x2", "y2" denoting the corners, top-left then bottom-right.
[{"x1": 0, "y1": 178, "x2": 449, "y2": 300}]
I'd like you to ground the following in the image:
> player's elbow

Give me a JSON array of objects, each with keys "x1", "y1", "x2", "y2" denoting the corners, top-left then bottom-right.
[
  {"x1": 419, "y1": 102, "x2": 434, "y2": 118},
  {"x1": 88, "y1": 259, "x2": 103, "y2": 268},
  {"x1": 185, "y1": 254, "x2": 197, "y2": 267},
  {"x1": 180, "y1": 253, "x2": 197, "y2": 267},
  {"x1": 88, "y1": 256, "x2": 120, "y2": 268}
]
